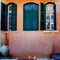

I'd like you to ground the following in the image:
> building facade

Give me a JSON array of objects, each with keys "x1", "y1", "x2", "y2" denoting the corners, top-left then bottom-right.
[{"x1": 1, "y1": 0, "x2": 60, "y2": 58}]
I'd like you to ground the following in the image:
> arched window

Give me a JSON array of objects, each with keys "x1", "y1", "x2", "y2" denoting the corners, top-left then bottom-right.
[
  {"x1": 46, "y1": 3, "x2": 56, "y2": 30},
  {"x1": 7, "y1": 3, "x2": 17, "y2": 31},
  {"x1": 23, "y1": 3, "x2": 39, "y2": 31},
  {"x1": 40, "y1": 2, "x2": 56, "y2": 30}
]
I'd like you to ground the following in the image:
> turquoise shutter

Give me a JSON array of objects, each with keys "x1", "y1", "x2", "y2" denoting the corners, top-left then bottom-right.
[
  {"x1": 40, "y1": 3, "x2": 46, "y2": 30},
  {"x1": 23, "y1": 10, "x2": 31, "y2": 30},
  {"x1": 1, "y1": 3, "x2": 7, "y2": 31},
  {"x1": 54, "y1": 4, "x2": 56, "y2": 30},
  {"x1": 31, "y1": 9, "x2": 38, "y2": 30},
  {"x1": 11, "y1": 3, "x2": 17, "y2": 31}
]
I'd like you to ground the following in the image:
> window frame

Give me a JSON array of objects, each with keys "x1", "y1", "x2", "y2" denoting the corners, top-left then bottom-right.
[
  {"x1": 7, "y1": 3, "x2": 17, "y2": 31},
  {"x1": 46, "y1": 2, "x2": 56, "y2": 31}
]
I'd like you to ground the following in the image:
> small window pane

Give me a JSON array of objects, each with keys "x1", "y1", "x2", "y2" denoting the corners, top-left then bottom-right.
[
  {"x1": 46, "y1": 4, "x2": 54, "y2": 12},
  {"x1": 51, "y1": 24, "x2": 54, "y2": 29},
  {"x1": 9, "y1": 5, "x2": 12, "y2": 10},
  {"x1": 24, "y1": 4, "x2": 38, "y2": 10},
  {"x1": 47, "y1": 16, "x2": 50, "y2": 20},
  {"x1": 51, "y1": 15, "x2": 54, "y2": 20}
]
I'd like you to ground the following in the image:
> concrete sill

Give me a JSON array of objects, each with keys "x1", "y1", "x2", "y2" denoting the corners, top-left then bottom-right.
[{"x1": 43, "y1": 30, "x2": 58, "y2": 32}]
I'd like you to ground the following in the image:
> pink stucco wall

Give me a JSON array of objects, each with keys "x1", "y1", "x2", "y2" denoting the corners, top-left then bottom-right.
[{"x1": 9, "y1": 31, "x2": 52, "y2": 58}]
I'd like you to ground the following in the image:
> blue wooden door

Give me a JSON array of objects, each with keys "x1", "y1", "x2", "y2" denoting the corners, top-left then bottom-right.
[{"x1": 23, "y1": 3, "x2": 38, "y2": 31}]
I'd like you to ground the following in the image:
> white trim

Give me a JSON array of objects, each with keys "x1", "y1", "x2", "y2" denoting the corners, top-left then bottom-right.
[
  {"x1": 7, "y1": 6, "x2": 9, "y2": 31},
  {"x1": 50, "y1": 14, "x2": 51, "y2": 30}
]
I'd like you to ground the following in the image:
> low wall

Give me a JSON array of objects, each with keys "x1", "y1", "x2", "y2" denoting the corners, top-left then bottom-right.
[{"x1": 8, "y1": 31, "x2": 52, "y2": 58}]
